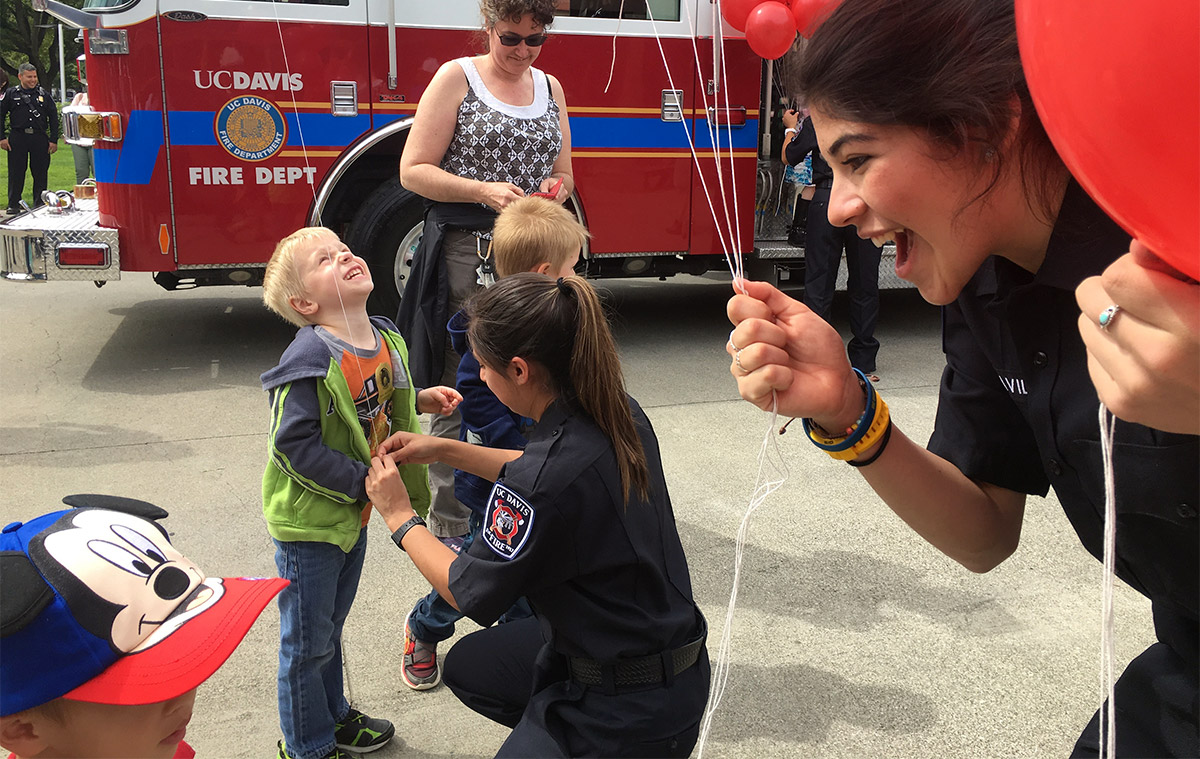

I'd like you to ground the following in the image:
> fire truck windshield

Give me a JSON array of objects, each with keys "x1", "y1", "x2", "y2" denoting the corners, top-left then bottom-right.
[
  {"x1": 82, "y1": 0, "x2": 138, "y2": 9},
  {"x1": 557, "y1": 1, "x2": 680, "y2": 21}
]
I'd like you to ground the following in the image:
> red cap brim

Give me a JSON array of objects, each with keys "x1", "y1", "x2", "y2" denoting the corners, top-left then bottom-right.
[{"x1": 63, "y1": 576, "x2": 287, "y2": 705}]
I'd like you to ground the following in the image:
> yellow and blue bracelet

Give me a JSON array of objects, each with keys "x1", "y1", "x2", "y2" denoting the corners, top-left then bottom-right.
[{"x1": 802, "y1": 369, "x2": 892, "y2": 462}]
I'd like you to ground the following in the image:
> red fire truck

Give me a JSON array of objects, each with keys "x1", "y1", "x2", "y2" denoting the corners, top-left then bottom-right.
[{"x1": 2, "y1": 0, "x2": 869, "y2": 316}]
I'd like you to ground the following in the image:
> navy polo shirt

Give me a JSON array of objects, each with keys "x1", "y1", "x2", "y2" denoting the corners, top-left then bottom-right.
[
  {"x1": 928, "y1": 181, "x2": 1198, "y2": 666},
  {"x1": 448, "y1": 396, "x2": 701, "y2": 661}
]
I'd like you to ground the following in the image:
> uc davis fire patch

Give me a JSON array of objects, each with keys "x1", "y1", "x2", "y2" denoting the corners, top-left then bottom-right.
[{"x1": 483, "y1": 482, "x2": 533, "y2": 560}]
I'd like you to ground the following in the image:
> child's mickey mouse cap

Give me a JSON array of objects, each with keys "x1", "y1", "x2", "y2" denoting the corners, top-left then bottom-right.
[{"x1": 0, "y1": 495, "x2": 287, "y2": 716}]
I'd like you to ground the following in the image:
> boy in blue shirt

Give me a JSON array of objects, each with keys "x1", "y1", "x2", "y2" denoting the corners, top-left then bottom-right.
[
  {"x1": 261, "y1": 227, "x2": 459, "y2": 759},
  {"x1": 401, "y1": 197, "x2": 587, "y2": 690}
]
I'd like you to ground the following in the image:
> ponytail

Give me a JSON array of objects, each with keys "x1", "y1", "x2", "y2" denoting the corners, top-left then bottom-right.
[{"x1": 466, "y1": 274, "x2": 650, "y2": 502}]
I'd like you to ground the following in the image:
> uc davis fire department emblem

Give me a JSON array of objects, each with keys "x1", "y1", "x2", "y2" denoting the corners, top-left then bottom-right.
[
  {"x1": 483, "y1": 483, "x2": 533, "y2": 560},
  {"x1": 215, "y1": 96, "x2": 286, "y2": 161}
]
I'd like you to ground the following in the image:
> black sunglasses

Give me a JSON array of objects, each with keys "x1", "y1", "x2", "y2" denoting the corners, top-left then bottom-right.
[{"x1": 496, "y1": 31, "x2": 549, "y2": 47}]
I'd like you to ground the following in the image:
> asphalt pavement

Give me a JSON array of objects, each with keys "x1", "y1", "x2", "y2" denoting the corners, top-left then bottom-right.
[{"x1": 0, "y1": 272, "x2": 1154, "y2": 758}]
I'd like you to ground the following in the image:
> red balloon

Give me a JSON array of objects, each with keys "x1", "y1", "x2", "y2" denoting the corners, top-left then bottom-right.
[
  {"x1": 720, "y1": 0, "x2": 763, "y2": 33},
  {"x1": 1017, "y1": 0, "x2": 1200, "y2": 279},
  {"x1": 791, "y1": 0, "x2": 833, "y2": 38},
  {"x1": 745, "y1": 2, "x2": 796, "y2": 60}
]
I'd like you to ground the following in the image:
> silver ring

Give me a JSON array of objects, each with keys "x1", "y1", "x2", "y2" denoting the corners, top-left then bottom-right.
[
  {"x1": 1098, "y1": 305, "x2": 1121, "y2": 331},
  {"x1": 728, "y1": 329, "x2": 741, "y2": 352},
  {"x1": 734, "y1": 349, "x2": 747, "y2": 374}
]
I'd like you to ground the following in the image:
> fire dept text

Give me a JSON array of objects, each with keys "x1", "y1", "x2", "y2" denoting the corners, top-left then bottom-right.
[{"x1": 189, "y1": 166, "x2": 318, "y2": 185}]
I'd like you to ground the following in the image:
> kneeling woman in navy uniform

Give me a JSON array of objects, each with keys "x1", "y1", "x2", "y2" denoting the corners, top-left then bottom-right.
[{"x1": 367, "y1": 274, "x2": 710, "y2": 758}]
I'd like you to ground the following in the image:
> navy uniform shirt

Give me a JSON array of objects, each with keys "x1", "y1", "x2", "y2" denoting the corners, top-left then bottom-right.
[
  {"x1": 448, "y1": 396, "x2": 701, "y2": 661},
  {"x1": 928, "y1": 181, "x2": 1198, "y2": 668},
  {"x1": 0, "y1": 85, "x2": 59, "y2": 141}
]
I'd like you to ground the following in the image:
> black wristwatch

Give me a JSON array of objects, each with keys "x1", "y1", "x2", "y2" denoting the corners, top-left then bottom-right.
[{"x1": 390, "y1": 515, "x2": 427, "y2": 552}]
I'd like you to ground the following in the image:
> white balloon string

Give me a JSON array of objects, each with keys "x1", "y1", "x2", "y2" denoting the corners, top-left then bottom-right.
[
  {"x1": 696, "y1": 391, "x2": 788, "y2": 759},
  {"x1": 715, "y1": 9, "x2": 743, "y2": 279},
  {"x1": 270, "y1": 4, "x2": 317, "y2": 212},
  {"x1": 680, "y1": 2, "x2": 739, "y2": 276},
  {"x1": 272, "y1": 5, "x2": 368, "y2": 713},
  {"x1": 644, "y1": 7, "x2": 781, "y2": 753},
  {"x1": 709, "y1": 0, "x2": 743, "y2": 291},
  {"x1": 271, "y1": 5, "x2": 366, "y2": 371},
  {"x1": 1097, "y1": 403, "x2": 1118, "y2": 759},
  {"x1": 642, "y1": 4, "x2": 736, "y2": 273},
  {"x1": 603, "y1": 0, "x2": 627, "y2": 94}
]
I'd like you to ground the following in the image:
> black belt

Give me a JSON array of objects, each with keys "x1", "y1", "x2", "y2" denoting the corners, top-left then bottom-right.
[{"x1": 567, "y1": 629, "x2": 706, "y2": 689}]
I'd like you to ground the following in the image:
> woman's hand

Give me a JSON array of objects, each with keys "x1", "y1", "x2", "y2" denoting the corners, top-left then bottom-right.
[
  {"x1": 781, "y1": 108, "x2": 800, "y2": 130},
  {"x1": 417, "y1": 386, "x2": 462, "y2": 416},
  {"x1": 1076, "y1": 240, "x2": 1200, "y2": 434},
  {"x1": 478, "y1": 181, "x2": 525, "y2": 211},
  {"x1": 537, "y1": 176, "x2": 569, "y2": 203},
  {"x1": 366, "y1": 455, "x2": 416, "y2": 532},
  {"x1": 376, "y1": 431, "x2": 445, "y2": 466},
  {"x1": 727, "y1": 278, "x2": 865, "y2": 429}
]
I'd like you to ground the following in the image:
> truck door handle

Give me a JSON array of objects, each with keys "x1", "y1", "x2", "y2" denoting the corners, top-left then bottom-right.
[
  {"x1": 330, "y1": 82, "x2": 358, "y2": 117},
  {"x1": 661, "y1": 90, "x2": 684, "y2": 122}
]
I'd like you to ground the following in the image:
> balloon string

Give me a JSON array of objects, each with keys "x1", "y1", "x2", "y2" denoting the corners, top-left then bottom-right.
[
  {"x1": 603, "y1": 0, "x2": 627, "y2": 94},
  {"x1": 681, "y1": 0, "x2": 744, "y2": 283},
  {"x1": 695, "y1": 391, "x2": 788, "y2": 758},
  {"x1": 1097, "y1": 403, "x2": 1118, "y2": 759},
  {"x1": 270, "y1": 5, "x2": 318, "y2": 213},
  {"x1": 646, "y1": 7, "x2": 774, "y2": 754},
  {"x1": 715, "y1": 5, "x2": 744, "y2": 275},
  {"x1": 271, "y1": 3, "x2": 366, "y2": 357},
  {"x1": 643, "y1": 4, "x2": 739, "y2": 277}
]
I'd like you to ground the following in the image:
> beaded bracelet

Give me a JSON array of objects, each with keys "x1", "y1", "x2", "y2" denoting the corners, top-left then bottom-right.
[
  {"x1": 802, "y1": 369, "x2": 891, "y2": 461},
  {"x1": 825, "y1": 397, "x2": 890, "y2": 461},
  {"x1": 846, "y1": 417, "x2": 893, "y2": 467},
  {"x1": 802, "y1": 369, "x2": 876, "y2": 452}
]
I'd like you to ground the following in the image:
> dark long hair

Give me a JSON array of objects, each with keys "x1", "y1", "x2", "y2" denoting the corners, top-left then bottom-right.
[
  {"x1": 798, "y1": 0, "x2": 1062, "y2": 218},
  {"x1": 466, "y1": 274, "x2": 650, "y2": 502}
]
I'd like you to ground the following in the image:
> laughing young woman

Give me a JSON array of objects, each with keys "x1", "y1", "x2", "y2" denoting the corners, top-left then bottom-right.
[{"x1": 726, "y1": 0, "x2": 1198, "y2": 755}]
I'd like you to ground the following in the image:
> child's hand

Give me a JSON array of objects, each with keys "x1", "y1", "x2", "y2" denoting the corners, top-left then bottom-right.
[
  {"x1": 378, "y1": 431, "x2": 443, "y2": 465},
  {"x1": 367, "y1": 455, "x2": 416, "y2": 531},
  {"x1": 418, "y1": 386, "x2": 462, "y2": 415}
]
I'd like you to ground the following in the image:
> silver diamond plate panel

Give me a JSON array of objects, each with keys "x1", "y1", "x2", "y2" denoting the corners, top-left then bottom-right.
[
  {"x1": 757, "y1": 241, "x2": 908, "y2": 290},
  {"x1": 1, "y1": 200, "x2": 122, "y2": 282},
  {"x1": 588, "y1": 251, "x2": 684, "y2": 259}
]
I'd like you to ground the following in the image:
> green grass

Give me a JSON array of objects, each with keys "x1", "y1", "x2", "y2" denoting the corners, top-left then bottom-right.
[{"x1": 0, "y1": 138, "x2": 79, "y2": 208}]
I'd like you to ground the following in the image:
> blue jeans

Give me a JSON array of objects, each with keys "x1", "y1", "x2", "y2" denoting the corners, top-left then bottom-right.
[
  {"x1": 409, "y1": 513, "x2": 531, "y2": 643},
  {"x1": 274, "y1": 529, "x2": 367, "y2": 759}
]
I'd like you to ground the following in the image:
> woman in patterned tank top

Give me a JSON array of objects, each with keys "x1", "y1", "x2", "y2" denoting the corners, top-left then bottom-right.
[
  {"x1": 396, "y1": 0, "x2": 576, "y2": 697},
  {"x1": 401, "y1": 0, "x2": 572, "y2": 211}
]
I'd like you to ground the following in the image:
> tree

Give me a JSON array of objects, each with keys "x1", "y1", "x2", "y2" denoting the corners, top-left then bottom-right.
[{"x1": 1, "y1": 0, "x2": 84, "y2": 94}]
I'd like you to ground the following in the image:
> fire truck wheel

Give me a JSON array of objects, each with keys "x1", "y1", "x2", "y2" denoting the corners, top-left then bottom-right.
[{"x1": 344, "y1": 179, "x2": 424, "y2": 318}]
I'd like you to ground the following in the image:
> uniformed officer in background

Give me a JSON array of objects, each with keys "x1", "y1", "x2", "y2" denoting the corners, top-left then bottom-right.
[{"x1": 1, "y1": 62, "x2": 59, "y2": 215}]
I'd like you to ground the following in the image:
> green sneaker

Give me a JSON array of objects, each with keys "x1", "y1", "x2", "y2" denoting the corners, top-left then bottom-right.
[
  {"x1": 334, "y1": 708, "x2": 395, "y2": 754},
  {"x1": 276, "y1": 739, "x2": 359, "y2": 759}
]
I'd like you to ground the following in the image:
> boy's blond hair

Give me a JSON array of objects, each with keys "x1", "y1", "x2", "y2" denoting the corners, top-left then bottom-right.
[
  {"x1": 262, "y1": 226, "x2": 336, "y2": 327},
  {"x1": 491, "y1": 197, "x2": 590, "y2": 278}
]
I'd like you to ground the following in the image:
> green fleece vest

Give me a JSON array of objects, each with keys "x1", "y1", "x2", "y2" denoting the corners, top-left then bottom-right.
[{"x1": 262, "y1": 329, "x2": 431, "y2": 552}]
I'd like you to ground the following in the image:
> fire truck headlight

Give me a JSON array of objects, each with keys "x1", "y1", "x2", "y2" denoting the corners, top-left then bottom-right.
[
  {"x1": 63, "y1": 110, "x2": 123, "y2": 145},
  {"x1": 78, "y1": 113, "x2": 103, "y2": 139}
]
